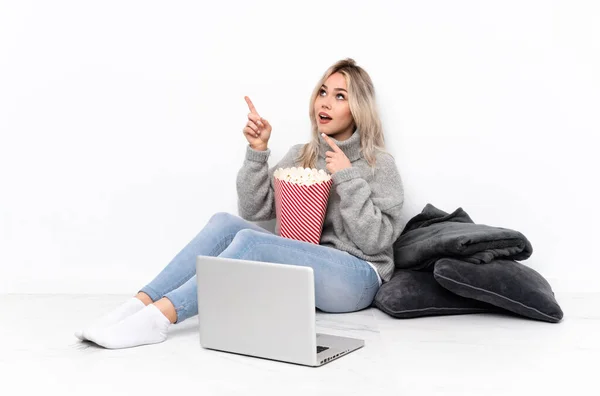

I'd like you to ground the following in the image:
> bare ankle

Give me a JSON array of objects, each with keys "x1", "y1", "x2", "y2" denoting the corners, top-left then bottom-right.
[
  {"x1": 153, "y1": 297, "x2": 178, "y2": 324},
  {"x1": 135, "y1": 291, "x2": 153, "y2": 306}
]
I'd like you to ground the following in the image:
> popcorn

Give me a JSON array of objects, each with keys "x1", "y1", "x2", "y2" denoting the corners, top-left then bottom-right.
[
  {"x1": 273, "y1": 167, "x2": 331, "y2": 186},
  {"x1": 273, "y1": 167, "x2": 333, "y2": 244}
]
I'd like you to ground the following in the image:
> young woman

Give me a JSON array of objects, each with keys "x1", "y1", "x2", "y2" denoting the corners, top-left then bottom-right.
[{"x1": 75, "y1": 58, "x2": 405, "y2": 349}]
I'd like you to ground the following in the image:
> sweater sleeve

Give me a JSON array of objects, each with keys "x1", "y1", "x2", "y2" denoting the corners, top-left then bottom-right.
[
  {"x1": 331, "y1": 153, "x2": 405, "y2": 255},
  {"x1": 236, "y1": 143, "x2": 302, "y2": 221}
]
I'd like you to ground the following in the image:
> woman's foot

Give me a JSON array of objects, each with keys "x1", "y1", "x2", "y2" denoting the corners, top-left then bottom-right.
[
  {"x1": 74, "y1": 296, "x2": 148, "y2": 341},
  {"x1": 83, "y1": 304, "x2": 172, "y2": 349}
]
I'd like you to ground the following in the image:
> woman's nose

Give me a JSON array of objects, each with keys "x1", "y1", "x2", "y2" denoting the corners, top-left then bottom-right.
[{"x1": 318, "y1": 95, "x2": 332, "y2": 109}]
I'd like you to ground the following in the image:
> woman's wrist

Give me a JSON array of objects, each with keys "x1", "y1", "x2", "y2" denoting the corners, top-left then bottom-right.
[{"x1": 250, "y1": 143, "x2": 268, "y2": 151}]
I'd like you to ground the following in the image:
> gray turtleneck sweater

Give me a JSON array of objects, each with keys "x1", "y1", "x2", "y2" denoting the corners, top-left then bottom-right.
[{"x1": 236, "y1": 130, "x2": 405, "y2": 283}]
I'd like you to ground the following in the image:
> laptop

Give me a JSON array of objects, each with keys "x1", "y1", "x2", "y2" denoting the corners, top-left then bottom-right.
[{"x1": 195, "y1": 256, "x2": 365, "y2": 367}]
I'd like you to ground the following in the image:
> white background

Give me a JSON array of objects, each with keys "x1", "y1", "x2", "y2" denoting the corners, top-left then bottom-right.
[{"x1": 1, "y1": 0, "x2": 598, "y2": 293}]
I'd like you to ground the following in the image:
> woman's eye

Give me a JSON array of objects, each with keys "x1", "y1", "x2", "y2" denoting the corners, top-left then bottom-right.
[{"x1": 319, "y1": 89, "x2": 345, "y2": 100}]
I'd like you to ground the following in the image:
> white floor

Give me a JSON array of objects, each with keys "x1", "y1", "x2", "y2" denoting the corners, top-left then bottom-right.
[{"x1": 1, "y1": 292, "x2": 598, "y2": 396}]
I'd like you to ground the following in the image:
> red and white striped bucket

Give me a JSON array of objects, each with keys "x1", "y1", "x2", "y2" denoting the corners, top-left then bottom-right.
[{"x1": 273, "y1": 176, "x2": 333, "y2": 244}]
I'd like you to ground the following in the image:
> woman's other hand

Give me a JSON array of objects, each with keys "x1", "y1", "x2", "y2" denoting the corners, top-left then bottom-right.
[{"x1": 243, "y1": 96, "x2": 272, "y2": 151}]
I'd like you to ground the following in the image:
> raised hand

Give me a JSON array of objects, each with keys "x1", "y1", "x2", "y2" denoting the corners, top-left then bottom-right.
[
  {"x1": 321, "y1": 133, "x2": 352, "y2": 174},
  {"x1": 243, "y1": 96, "x2": 272, "y2": 150}
]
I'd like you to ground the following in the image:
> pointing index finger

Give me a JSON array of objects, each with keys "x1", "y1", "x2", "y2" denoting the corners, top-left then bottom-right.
[
  {"x1": 321, "y1": 133, "x2": 341, "y2": 152},
  {"x1": 245, "y1": 96, "x2": 259, "y2": 115}
]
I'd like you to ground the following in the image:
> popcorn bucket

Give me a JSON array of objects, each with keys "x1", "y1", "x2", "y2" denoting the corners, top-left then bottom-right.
[{"x1": 273, "y1": 167, "x2": 333, "y2": 244}]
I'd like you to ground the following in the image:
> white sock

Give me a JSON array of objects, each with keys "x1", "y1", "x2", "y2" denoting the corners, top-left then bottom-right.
[
  {"x1": 84, "y1": 304, "x2": 171, "y2": 349},
  {"x1": 74, "y1": 297, "x2": 146, "y2": 340}
]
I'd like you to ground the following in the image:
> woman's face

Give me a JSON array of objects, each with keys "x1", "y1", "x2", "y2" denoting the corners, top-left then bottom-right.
[{"x1": 314, "y1": 72, "x2": 355, "y2": 141}]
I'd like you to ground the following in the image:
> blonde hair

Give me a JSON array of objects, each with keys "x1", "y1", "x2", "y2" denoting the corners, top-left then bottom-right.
[{"x1": 297, "y1": 58, "x2": 390, "y2": 173}]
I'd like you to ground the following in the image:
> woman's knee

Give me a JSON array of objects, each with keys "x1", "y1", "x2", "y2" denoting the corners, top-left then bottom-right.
[
  {"x1": 219, "y1": 228, "x2": 276, "y2": 260},
  {"x1": 229, "y1": 225, "x2": 272, "y2": 246},
  {"x1": 227, "y1": 229, "x2": 263, "y2": 250},
  {"x1": 208, "y1": 211, "x2": 238, "y2": 225},
  {"x1": 204, "y1": 212, "x2": 249, "y2": 236}
]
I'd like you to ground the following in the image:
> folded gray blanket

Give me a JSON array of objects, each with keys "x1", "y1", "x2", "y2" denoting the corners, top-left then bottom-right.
[{"x1": 393, "y1": 204, "x2": 533, "y2": 271}]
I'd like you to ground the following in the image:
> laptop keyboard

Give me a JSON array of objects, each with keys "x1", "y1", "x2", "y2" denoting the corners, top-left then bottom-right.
[{"x1": 317, "y1": 346, "x2": 329, "y2": 353}]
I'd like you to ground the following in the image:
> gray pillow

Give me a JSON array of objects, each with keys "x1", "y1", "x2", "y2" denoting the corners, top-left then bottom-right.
[
  {"x1": 433, "y1": 258, "x2": 563, "y2": 323},
  {"x1": 373, "y1": 269, "x2": 498, "y2": 319}
]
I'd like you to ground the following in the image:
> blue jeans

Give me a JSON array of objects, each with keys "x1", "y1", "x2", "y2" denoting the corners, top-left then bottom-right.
[{"x1": 139, "y1": 212, "x2": 380, "y2": 324}]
